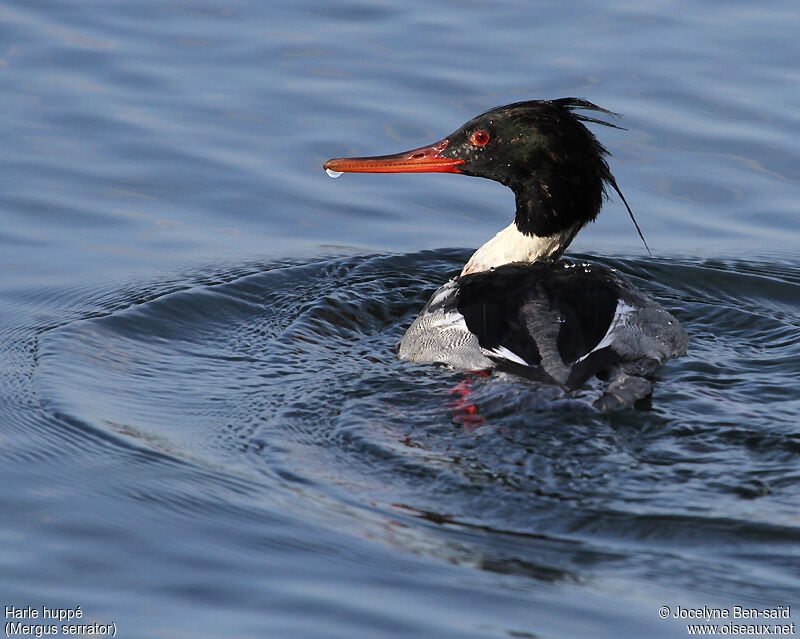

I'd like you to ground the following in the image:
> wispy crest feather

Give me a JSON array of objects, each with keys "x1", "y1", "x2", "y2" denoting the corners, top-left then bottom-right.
[{"x1": 555, "y1": 98, "x2": 651, "y2": 255}]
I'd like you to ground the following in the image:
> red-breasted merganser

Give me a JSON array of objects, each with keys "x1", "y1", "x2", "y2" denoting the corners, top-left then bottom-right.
[{"x1": 325, "y1": 99, "x2": 687, "y2": 409}]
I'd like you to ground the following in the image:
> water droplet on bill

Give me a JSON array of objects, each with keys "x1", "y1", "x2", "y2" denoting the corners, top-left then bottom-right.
[{"x1": 326, "y1": 168, "x2": 343, "y2": 179}]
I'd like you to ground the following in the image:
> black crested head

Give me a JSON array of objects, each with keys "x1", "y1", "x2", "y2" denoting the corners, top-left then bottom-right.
[
  {"x1": 438, "y1": 98, "x2": 622, "y2": 238},
  {"x1": 324, "y1": 98, "x2": 647, "y2": 248}
]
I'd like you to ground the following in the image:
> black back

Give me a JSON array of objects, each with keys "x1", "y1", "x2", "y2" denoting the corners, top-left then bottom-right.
[{"x1": 450, "y1": 261, "x2": 627, "y2": 387}]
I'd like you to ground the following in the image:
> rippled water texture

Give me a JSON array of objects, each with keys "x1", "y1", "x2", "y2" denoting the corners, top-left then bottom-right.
[{"x1": 2, "y1": 0, "x2": 800, "y2": 637}]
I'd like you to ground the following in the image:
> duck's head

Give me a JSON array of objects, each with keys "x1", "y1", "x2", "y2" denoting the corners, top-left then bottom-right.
[{"x1": 325, "y1": 98, "x2": 644, "y2": 245}]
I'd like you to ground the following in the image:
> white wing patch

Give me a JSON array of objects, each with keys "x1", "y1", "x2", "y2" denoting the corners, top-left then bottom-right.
[
  {"x1": 484, "y1": 346, "x2": 529, "y2": 367},
  {"x1": 424, "y1": 279, "x2": 532, "y2": 368},
  {"x1": 427, "y1": 279, "x2": 458, "y2": 309},
  {"x1": 575, "y1": 299, "x2": 635, "y2": 363}
]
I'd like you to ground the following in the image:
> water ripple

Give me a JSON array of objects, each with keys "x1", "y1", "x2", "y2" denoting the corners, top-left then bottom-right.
[{"x1": 30, "y1": 251, "x2": 800, "y2": 606}]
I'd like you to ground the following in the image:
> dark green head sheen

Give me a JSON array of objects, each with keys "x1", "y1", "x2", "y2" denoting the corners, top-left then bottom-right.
[
  {"x1": 325, "y1": 98, "x2": 647, "y2": 248},
  {"x1": 438, "y1": 98, "x2": 622, "y2": 237}
]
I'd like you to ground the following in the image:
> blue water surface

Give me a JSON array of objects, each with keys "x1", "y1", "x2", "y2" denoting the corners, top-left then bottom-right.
[{"x1": 1, "y1": 1, "x2": 799, "y2": 638}]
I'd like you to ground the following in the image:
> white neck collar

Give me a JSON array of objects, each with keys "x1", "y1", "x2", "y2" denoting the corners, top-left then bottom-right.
[{"x1": 460, "y1": 222, "x2": 583, "y2": 276}]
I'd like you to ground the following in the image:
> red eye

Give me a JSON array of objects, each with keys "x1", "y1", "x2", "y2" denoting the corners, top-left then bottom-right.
[{"x1": 469, "y1": 130, "x2": 489, "y2": 146}]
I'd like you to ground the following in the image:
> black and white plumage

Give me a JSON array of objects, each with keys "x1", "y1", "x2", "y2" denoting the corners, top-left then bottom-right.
[
  {"x1": 325, "y1": 98, "x2": 688, "y2": 409},
  {"x1": 398, "y1": 260, "x2": 687, "y2": 409}
]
